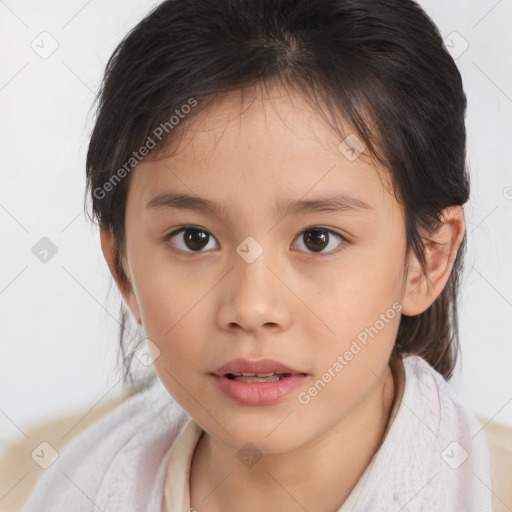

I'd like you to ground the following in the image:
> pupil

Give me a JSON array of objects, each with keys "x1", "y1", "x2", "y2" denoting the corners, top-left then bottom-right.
[
  {"x1": 305, "y1": 228, "x2": 328, "y2": 252},
  {"x1": 185, "y1": 228, "x2": 209, "y2": 250}
]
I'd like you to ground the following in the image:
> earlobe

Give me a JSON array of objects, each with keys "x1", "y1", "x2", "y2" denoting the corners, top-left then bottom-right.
[
  {"x1": 400, "y1": 206, "x2": 465, "y2": 316},
  {"x1": 99, "y1": 226, "x2": 142, "y2": 324}
]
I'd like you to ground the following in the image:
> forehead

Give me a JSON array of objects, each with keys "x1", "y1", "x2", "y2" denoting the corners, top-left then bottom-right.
[
  {"x1": 158, "y1": 84, "x2": 377, "y2": 167},
  {"x1": 128, "y1": 83, "x2": 401, "y2": 222}
]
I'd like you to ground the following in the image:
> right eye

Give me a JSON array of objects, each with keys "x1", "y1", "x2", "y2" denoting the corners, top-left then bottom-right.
[{"x1": 164, "y1": 226, "x2": 220, "y2": 253}]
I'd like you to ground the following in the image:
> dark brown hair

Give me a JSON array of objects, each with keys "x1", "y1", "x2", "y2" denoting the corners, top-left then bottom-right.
[{"x1": 85, "y1": 0, "x2": 469, "y2": 390}]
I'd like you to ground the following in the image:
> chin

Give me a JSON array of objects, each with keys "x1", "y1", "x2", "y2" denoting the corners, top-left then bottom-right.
[{"x1": 206, "y1": 416, "x2": 311, "y2": 454}]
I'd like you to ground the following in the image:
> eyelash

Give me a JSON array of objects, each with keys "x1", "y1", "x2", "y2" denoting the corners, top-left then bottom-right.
[{"x1": 164, "y1": 225, "x2": 349, "y2": 257}]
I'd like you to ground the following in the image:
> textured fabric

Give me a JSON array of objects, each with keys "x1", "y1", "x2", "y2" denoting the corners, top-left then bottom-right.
[
  {"x1": 352, "y1": 356, "x2": 494, "y2": 512},
  {"x1": 21, "y1": 355, "x2": 493, "y2": 512}
]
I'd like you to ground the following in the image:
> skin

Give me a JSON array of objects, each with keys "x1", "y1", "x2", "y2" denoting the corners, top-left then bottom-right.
[{"x1": 101, "y1": 83, "x2": 466, "y2": 511}]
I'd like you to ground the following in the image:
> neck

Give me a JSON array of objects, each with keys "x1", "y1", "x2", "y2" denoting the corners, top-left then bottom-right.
[{"x1": 190, "y1": 360, "x2": 401, "y2": 512}]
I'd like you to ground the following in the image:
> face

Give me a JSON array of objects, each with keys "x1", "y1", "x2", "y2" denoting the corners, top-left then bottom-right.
[{"x1": 120, "y1": 84, "x2": 409, "y2": 453}]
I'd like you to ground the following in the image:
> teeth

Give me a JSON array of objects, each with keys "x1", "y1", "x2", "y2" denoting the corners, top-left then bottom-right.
[
  {"x1": 232, "y1": 375, "x2": 281, "y2": 383},
  {"x1": 227, "y1": 372, "x2": 293, "y2": 383},
  {"x1": 232, "y1": 372, "x2": 276, "y2": 377}
]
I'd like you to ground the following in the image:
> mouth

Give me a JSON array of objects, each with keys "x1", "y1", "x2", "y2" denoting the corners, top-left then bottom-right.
[
  {"x1": 212, "y1": 358, "x2": 308, "y2": 380},
  {"x1": 212, "y1": 372, "x2": 308, "y2": 406},
  {"x1": 210, "y1": 358, "x2": 308, "y2": 405}
]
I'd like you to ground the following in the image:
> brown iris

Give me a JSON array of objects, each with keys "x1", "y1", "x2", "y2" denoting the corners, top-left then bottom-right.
[
  {"x1": 303, "y1": 228, "x2": 329, "y2": 252},
  {"x1": 182, "y1": 228, "x2": 209, "y2": 251}
]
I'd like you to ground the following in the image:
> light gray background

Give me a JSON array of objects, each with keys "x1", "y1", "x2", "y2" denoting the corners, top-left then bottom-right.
[{"x1": 1, "y1": 0, "x2": 511, "y2": 459}]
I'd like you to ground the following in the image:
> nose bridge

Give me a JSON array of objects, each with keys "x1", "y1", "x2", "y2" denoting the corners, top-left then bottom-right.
[
  {"x1": 232, "y1": 235, "x2": 275, "y2": 301},
  {"x1": 234, "y1": 246, "x2": 272, "y2": 292},
  {"x1": 218, "y1": 234, "x2": 290, "y2": 332}
]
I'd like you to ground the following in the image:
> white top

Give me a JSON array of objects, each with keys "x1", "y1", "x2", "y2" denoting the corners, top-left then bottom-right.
[{"x1": 21, "y1": 355, "x2": 494, "y2": 512}]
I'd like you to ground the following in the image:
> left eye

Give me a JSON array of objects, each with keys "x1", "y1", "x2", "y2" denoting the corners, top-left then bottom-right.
[
  {"x1": 292, "y1": 226, "x2": 347, "y2": 255},
  {"x1": 164, "y1": 225, "x2": 347, "y2": 255}
]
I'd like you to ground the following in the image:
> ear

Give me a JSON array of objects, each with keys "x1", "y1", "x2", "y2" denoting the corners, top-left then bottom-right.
[
  {"x1": 400, "y1": 205, "x2": 465, "y2": 316},
  {"x1": 99, "y1": 226, "x2": 142, "y2": 324}
]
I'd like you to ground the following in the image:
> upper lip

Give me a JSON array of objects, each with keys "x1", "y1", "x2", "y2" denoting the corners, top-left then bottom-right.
[{"x1": 213, "y1": 358, "x2": 307, "y2": 376}]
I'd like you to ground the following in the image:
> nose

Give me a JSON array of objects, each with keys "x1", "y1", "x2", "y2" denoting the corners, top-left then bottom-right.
[{"x1": 216, "y1": 250, "x2": 292, "y2": 335}]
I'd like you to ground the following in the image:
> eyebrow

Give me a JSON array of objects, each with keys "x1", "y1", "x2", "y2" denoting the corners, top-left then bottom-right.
[{"x1": 145, "y1": 191, "x2": 374, "y2": 219}]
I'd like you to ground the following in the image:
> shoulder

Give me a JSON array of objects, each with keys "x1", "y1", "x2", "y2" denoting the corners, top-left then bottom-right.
[
  {"x1": 21, "y1": 377, "x2": 191, "y2": 512},
  {"x1": 355, "y1": 354, "x2": 493, "y2": 510},
  {"x1": 398, "y1": 354, "x2": 493, "y2": 508},
  {"x1": 401, "y1": 354, "x2": 484, "y2": 438}
]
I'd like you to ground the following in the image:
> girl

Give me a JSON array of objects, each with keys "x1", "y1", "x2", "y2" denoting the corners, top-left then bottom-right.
[{"x1": 21, "y1": 0, "x2": 493, "y2": 510}]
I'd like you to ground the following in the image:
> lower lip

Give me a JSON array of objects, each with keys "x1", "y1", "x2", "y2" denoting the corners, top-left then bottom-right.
[{"x1": 212, "y1": 374, "x2": 307, "y2": 405}]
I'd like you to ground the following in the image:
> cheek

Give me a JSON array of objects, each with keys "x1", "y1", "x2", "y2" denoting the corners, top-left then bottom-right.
[
  {"x1": 129, "y1": 244, "x2": 197, "y2": 333},
  {"x1": 129, "y1": 258, "x2": 210, "y2": 363},
  {"x1": 314, "y1": 262, "x2": 398, "y2": 328},
  {"x1": 141, "y1": 287, "x2": 208, "y2": 401},
  {"x1": 307, "y1": 262, "x2": 401, "y2": 376},
  {"x1": 300, "y1": 309, "x2": 399, "y2": 420},
  {"x1": 137, "y1": 281, "x2": 204, "y2": 348}
]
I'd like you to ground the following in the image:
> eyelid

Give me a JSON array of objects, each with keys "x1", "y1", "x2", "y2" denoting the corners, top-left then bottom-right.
[{"x1": 165, "y1": 224, "x2": 206, "y2": 239}]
